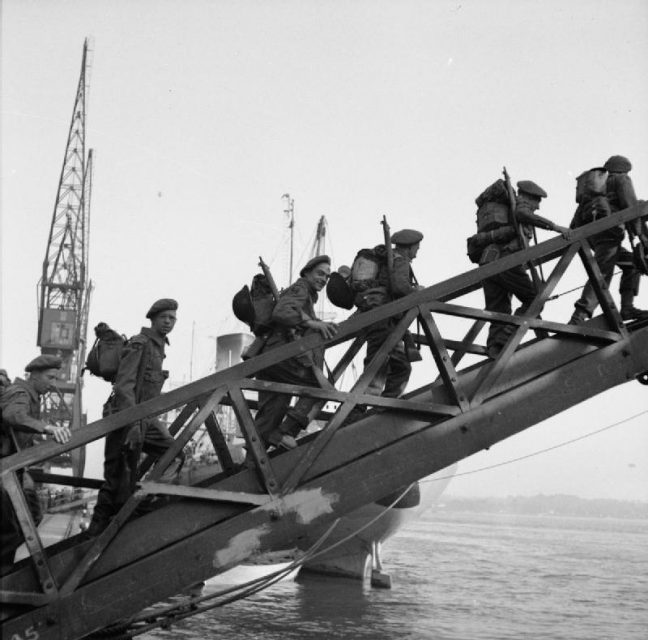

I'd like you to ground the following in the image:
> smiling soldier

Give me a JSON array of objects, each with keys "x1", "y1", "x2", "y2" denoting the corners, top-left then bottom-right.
[{"x1": 254, "y1": 255, "x2": 338, "y2": 451}]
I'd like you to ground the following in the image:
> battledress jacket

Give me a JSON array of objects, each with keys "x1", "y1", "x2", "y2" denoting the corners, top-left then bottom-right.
[
  {"x1": 391, "y1": 249, "x2": 418, "y2": 298},
  {"x1": 494, "y1": 198, "x2": 555, "y2": 256},
  {"x1": 262, "y1": 277, "x2": 322, "y2": 369},
  {"x1": 0, "y1": 379, "x2": 46, "y2": 457},
  {"x1": 607, "y1": 173, "x2": 646, "y2": 237},
  {"x1": 111, "y1": 327, "x2": 169, "y2": 413}
]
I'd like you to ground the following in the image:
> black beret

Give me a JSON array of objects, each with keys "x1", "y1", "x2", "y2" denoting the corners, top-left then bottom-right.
[
  {"x1": 603, "y1": 155, "x2": 632, "y2": 173},
  {"x1": 392, "y1": 229, "x2": 424, "y2": 245},
  {"x1": 25, "y1": 354, "x2": 62, "y2": 372},
  {"x1": 300, "y1": 255, "x2": 331, "y2": 277},
  {"x1": 517, "y1": 180, "x2": 547, "y2": 199},
  {"x1": 146, "y1": 298, "x2": 178, "y2": 319}
]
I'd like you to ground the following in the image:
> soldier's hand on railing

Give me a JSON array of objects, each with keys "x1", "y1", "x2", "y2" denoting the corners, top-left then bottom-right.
[
  {"x1": 305, "y1": 319, "x2": 339, "y2": 339},
  {"x1": 554, "y1": 225, "x2": 572, "y2": 240},
  {"x1": 44, "y1": 424, "x2": 72, "y2": 444},
  {"x1": 124, "y1": 423, "x2": 144, "y2": 450}
]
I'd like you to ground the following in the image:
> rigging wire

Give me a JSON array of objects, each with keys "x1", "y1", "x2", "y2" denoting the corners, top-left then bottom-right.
[
  {"x1": 420, "y1": 408, "x2": 648, "y2": 484},
  {"x1": 547, "y1": 269, "x2": 622, "y2": 301}
]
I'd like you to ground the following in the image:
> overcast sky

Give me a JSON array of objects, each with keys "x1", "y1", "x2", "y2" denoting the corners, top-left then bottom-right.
[{"x1": 1, "y1": 0, "x2": 647, "y2": 500}]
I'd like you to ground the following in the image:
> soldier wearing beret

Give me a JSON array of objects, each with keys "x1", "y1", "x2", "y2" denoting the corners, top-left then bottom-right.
[
  {"x1": 253, "y1": 256, "x2": 338, "y2": 451},
  {"x1": 361, "y1": 228, "x2": 424, "y2": 400},
  {"x1": 88, "y1": 298, "x2": 184, "y2": 535},
  {"x1": 483, "y1": 180, "x2": 570, "y2": 358},
  {"x1": 1, "y1": 355, "x2": 71, "y2": 570},
  {"x1": 0, "y1": 368, "x2": 10, "y2": 392},
  {"x1": 570, "y1": 155, "x2": 648, "y2": 324}
]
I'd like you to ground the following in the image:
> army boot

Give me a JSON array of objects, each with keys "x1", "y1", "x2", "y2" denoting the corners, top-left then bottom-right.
[
  {"x1": 568, "y1": 307, "x2": 590, "y2": 325},
  {"x1": 620, "y1": 292, "x2": 648, "y2": 321},
  {"x1": 620, "y1": 306, "x2": 648, "y2": 321}
]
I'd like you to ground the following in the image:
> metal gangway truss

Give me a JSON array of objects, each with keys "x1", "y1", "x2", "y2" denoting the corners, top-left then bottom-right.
[{"x1": 2, "y1": 204, "x2": 647, "y2": 640}]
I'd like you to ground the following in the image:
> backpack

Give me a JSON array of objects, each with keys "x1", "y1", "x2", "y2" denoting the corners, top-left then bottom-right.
[
  {"x1": 474, "y1": 179, "x2": 512, "y2": 232},
  {"x1": 84, "y1": 322, "x2": 127, "y2": 382},
  {"x1": 232, "y1": 273, "x2": 276, "y2": 336},
  {"x1": 349, "y1": 246, "x2": 386, "y2": 292},
  {"x1": 575, "y1": 168, "x2": 608, "y2": 204}
]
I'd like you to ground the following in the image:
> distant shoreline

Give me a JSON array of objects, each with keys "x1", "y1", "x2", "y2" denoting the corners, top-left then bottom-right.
[{"x1": 436, "y1": 494, "x2": 648, "y2": 519}]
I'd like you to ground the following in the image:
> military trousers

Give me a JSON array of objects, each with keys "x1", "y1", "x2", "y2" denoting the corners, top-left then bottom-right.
[
  {"x1": 574, "y1": 235, "x2": 640, "y2": 317},
  {"x1": 364, "y1": 320, "x2": 412, "y2": 398},
  {"x1": 254, "y1": 360, "x2": 319, "y2": 446},
  {"x1": 483, "y1": 262, "x2": 540, "y2": 349},
  {"x1": 90, "y1": 403, "x2": 182, "y2": 530}
]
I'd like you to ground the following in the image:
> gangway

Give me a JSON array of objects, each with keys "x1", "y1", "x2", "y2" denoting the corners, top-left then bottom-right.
[{"x1": 1, "y1": 203, "x2": 647, "y2": 640}]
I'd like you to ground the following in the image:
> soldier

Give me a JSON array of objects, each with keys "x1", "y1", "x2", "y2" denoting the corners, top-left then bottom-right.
[
  {"x1": 87, "y1": 298, "x2": 183, "y2": 536},
  {"x1": 483, "y1": 180, "x2": 570, "y2": 358},
  {"x1": 1, "y1": 355, "x2": 71, "y2": 571},
  {"x1": 360, "y1": 228, "x2": 424, "y2": 399},
  {"x1": 0, "y1": 368, "x2": 11, "y2": 393},
  {"x1": 255, "y1": 255, "x2": 338, "y2": 451},
  {"x1": 570, "y1": 155, "x2": 648, "y2": 324}
]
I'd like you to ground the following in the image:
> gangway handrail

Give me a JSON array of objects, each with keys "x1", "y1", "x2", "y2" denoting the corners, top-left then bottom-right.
[
  {"x1": 2, "y1": 203, "x2": 648, "y2": 640},
  {"x1": 2, "y1": 201, "x2": 646, "y2": 477}
]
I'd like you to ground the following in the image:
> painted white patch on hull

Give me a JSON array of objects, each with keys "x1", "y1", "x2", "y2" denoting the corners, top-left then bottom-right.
[
  {"x1": 212, "y1": 488, "x2": 338, "y2": 568},
  {"x1": 269, "y1": 488, "x2": 338, "y2": 524},
  {"x1": 213, "y1": 524, "x2": 270, "y2": 569}
]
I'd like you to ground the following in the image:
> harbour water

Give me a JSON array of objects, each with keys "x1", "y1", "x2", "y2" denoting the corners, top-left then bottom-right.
[{"x1": 142, "y1": 510, "x2": 648, "y2": 639}]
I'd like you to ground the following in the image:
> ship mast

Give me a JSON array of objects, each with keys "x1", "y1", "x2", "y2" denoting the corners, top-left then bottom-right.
[
  {"x1": 36, "y1": 39, "x2": 94, "y2": 475},
  {"x1": 282, "y1": 193, "x2": 295, "y2": 283}
]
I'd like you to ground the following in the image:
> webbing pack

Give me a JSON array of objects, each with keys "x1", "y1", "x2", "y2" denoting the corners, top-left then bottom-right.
[
  {"x1": 350, "y1": 246, "x2": 386, "y2": 292},
  {"x1": 474, "y1": 179, "x2": 512, "y2": 232},
  {"x1": 575, "y1": 168, "x2": 608, "y2": 204},
  {"x1": 85, "y1": 323, "x2": 127, "y2": 382},
  {"x1": 232, "y1": 274, "x2": 276, "y2": 336}
]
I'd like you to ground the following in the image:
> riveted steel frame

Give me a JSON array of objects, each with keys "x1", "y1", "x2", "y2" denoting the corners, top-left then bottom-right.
[{"x1": 1, "y1": 204, "x2": 647, "y2": 638}]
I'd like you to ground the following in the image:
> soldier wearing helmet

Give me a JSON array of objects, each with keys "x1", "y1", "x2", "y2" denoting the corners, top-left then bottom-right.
[{"x1": 570, "y1": 155, "x2": 648, "y2": 324}]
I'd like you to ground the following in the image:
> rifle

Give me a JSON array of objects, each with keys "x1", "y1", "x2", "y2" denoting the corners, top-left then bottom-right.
[
  {"x1": 502, "y1": 166, "x2": 544, "y2": 287},
  {"x1": 381, "y1": 215, "x2": 394, "y2": 295},
  {"x1": 381, "y1": 215, "x2": 421, "y2": 361},
  {"x1": 258, "y1": 256, "x2": 280, "y2": 301},
  {"x1": 241, "y1": 256, "x2": 287, "y2": 360}
]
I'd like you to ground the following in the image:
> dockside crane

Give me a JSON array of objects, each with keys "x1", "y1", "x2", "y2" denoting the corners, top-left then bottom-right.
[{"x1": 36, "y1": 39, "x2": 94, "y2": 476}]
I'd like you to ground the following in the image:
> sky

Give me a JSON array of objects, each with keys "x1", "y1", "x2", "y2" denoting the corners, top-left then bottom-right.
[{"x1": 1, "y1": 0, "x2": 647, "y2": 501}]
